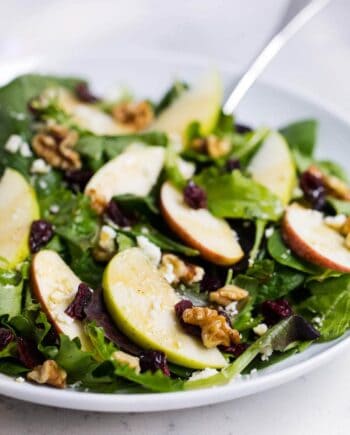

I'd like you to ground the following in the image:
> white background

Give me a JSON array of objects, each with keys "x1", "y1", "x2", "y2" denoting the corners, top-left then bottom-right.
[{"x1": 0, "y1": 1, "x2": 350, "y2": 434}]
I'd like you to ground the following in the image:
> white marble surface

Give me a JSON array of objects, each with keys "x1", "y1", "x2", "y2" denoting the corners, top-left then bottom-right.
[{"x1": 0, "y1": 0, "x2": 350, "y2": 433}]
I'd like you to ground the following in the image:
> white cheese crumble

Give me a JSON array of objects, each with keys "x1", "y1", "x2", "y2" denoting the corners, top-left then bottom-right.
[
  {"x1": 189, "y1": 368, "x2": 218, "y2": 381},
  {"x1": 265, "y1": 227, "x2": 274, "y2": 238},
  {"x1": 225, "y1": 301, "x2": 238, "y2": 317},
  {"x1": 99, "y1": 225, "x2": 117, "y2": 252},
  {"x1": 19, "y1": 141, "x2": 33, "y2": 157},
  {"x1": 4, "y1": 134, "x2": 24, "y2": 154},
  {"x1": 177, "y1": 157, "x2": 195, "y2": 180},
  {"x1": 30, "y1": 158, "x2": 51, "y2": 174},
  {"x1": 260, "y1": 345, "x2": 273, "y2": 361},
  {"x1": 161, "y1": 261, "x2": 176, "y2": 284},
  {"x1": 253, "y1": 323, "x2": 268, "y2": 336},
  {"x1": 136, "y1": 235, "x2": 161, "y2": 266},
  {"x1": 38, "y1": 179, "x2": 48, "y2": 189},
  {"x1": 49, "y1": 204, "x2": 60, "y2": 214},
  {"x1": 15, "y1": 376, "x2": 25, "y2": 383}
]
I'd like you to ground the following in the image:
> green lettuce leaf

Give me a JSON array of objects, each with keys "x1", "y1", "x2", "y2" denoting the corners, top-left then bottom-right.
[
  {"x1": 302, "y1": 275, "x2": 350, "y2": 341},
  {"x1": 280, "y1": 119, "x2": 317, "y2": 158},
  {"x1": 0, "y1": 269, "x2": 24, "y2": 318},
  {"x1": 195, "y1": 168, "x2": 283, "y2": 221},
  {"x1": 155, "y1": 81, "x2": 189, "y2": 115},
  {"x1": 267, "y1": 229, "x2": 320, "y2": 274}
]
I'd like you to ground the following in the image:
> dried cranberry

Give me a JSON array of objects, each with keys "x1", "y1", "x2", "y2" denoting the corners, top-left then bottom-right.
[
  {"x1": 75, "y1": 82, "x2": 100, "y2": 103},
  {"x1": 105, "y1": 200, "x2": 135, "y2": 227},
  {"x1": 174, "y1": 300, "x2": 201, "y2": 337},
  {"x1": 299, "y1": 169, "x2": 326, "y2": 210},
  {"x1": 0, "y1": 328, "x2": 14, "y2": 350},
  {"x1": 226, "y1": 158, "x2": 241, "y2": 172},
  {"x1": 200, "y1": 272, "x2": 222, "y2": 292},
  {"x1": 183, "y1": 181, "x2": 207, "y2": 209},
  {"x1": 219, "y1": 342, "x2": 249, "y2": 357},
  {"x1": 139, "y1": 350, "x2": 170, "y2": 376},
  {"x1": 17, "y1": 337, "x2": 43, "y2": 369},
  {"x1": 261, "y1": 299, "x2": 293, "y2": 326},
  {"x1": 235, "y1": 123, "x2": 253, "y2": 134},
  {"x1": 64, "y1": 169, "x2": 93, "y2": 193},
  {"x1": 29, "y1": 220, "x2": 54, "y2": 253},
  {"x1": 65, "y1": 283, "x2": 92, "y2": 320}
]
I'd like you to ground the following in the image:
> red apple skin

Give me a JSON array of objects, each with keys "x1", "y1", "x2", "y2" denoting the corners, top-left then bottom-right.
[
  {"x1": 282, "y1": 213, "x2": 350, "y2": 273},
  {"x1": 160, "y1": 197, "x2": 244, "y2": 267}
]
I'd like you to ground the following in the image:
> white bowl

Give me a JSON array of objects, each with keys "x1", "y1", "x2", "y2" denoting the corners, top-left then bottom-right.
[{"x1": 1, "y1": 51, "x2": 349, "y2": 412}]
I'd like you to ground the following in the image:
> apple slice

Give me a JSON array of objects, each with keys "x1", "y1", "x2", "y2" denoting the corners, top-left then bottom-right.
[
  {"x1": 31, "y1": 250, "x2": 90, "y2": 350},
  {"x1": 150, "y1": 71, "x2": 222, "y2": 137},
  {"x1": 103, "y1": 247, "x2": 227, "y2": 369},
  {"x1": 85, "y1": 144, "x2": 165, "y2": 212},
  {"x1": 248, "y1": 131, "x2": 296, "y2": 204},
  {"x1": 160, "y1": 182, "x2": 244, "y2": 266},
  {"x1": 282, "y1": 203, "x2": 350, "y2": 272},
  {"x1": 55, "y1": 87, "x2": 131, "y2": 136},
  {"x1": 0, "y1": 168, "x2": 39, "y2": 268}
]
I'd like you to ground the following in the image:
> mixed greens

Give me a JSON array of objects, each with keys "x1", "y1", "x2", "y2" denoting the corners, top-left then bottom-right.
[{"x1": 0, "y1": 72, "x2": 349, "y2": 394}]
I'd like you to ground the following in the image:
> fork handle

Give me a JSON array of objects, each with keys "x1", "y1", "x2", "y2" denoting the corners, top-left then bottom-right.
[{"x1": 223, "y1": 0, "x2": 332, "y2": 115}]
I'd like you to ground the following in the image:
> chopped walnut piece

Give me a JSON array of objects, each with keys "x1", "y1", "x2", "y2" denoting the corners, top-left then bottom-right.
[
  {"x1": 209, "y1": 284, "x2": 249, "y2": 306},
  {"x1": 32, "y1": 124, "x2": 81, "y2": 170},
  {"x1": 27, "y1": 360, "x2": 67, "y2": 389},
  {"x1": 112, "y1": 101, "x2": 154, "y2": 131},
  {"x1": 308, "y1": 165, "x2": 350, "y2": 200},
  {"x1": 191, "y1": 135, "x2": 231, "y2": 158},
  {"x1": 112, "y1": 351, "x2": 141, "y2": 374},
  {"x1": 159, "y1": 254, "x2": 204, "y2": 285},
  {"x1": 182, "y1": 306, "x2": 240, "y2": 348}
]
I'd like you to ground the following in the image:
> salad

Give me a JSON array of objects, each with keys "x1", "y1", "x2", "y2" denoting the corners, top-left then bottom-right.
[{"x1": 0, "y1": 71, "x2": 349, "y2": 394}]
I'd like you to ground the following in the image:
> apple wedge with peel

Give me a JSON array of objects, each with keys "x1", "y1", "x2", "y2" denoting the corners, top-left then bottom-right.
[
  {"x1": 282, "y1": 203, "x2": 350, "y2": 272},
  {"x1": 55, "y1": 87, "x2": 131, "y2": 136},
  {"x1": 0, "y1": 168, "x2": 39, "y2": 268},
  {"x1": 160, "y1": 182, "x2": 244, "y2": 266},
  {"x1": 150, "y1": 71, "x2": 222, "y2": 137},
  {"x1": 248, "y1": 131, "x2": 296, "y2": 204},
  {"x1": 31, "y1": 250, "x2": 90, "y2": 350},
  {"x1": 103, "y1": 248, "x2": 227, "y2": 369},
  {"x1": 85, "y1": 144, "x2": 165, "y2": 213}
]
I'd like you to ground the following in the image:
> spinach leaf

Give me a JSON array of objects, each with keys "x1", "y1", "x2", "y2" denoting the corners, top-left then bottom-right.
[
  {"x1": 114, "y1": 193, "x2": 159, "y2": 215},
  {"x1": 230, "y1": 127, "x2": 269, "y2": 166},
  {"x1": 280, "y1": 119, "x2": 317, "y2": 157},
  {"x1": 302, "y1": 275, "x2": 350, "y2": 341},
  {"x1": 68, "y1": 245, "x2": 104, "y2": 288},
  {"x1": 267, "y1": 229, "x2": 321, "y2": 274},
  {"x1": 196, "y1": 169, "x2": 283, "y2": 221}
]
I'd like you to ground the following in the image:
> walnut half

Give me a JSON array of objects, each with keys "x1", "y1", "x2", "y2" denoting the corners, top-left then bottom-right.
[
  {"x1": 209, "y1": 284, "x2": 249, "y2": 306},
  {"x1": 27, "y1": 360, "x2": 67, "y2": 389},
  {"x1": 112, "y1": 101, "x2": 154, "y2": 131},
  {"x1": 182, "y1": 306, "x2": 240, "y2": 348},
  {"x1": 32, "y1": 124, "x2": 81, "y2": 170},
  {"x1": 191, "y1": 135, "x2": 231, "y2": 158}
]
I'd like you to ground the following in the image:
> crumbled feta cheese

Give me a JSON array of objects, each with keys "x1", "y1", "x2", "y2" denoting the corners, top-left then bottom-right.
[
  {"x1": 260, "y1": 345, "x2": 273, "y2": 361},
  {"x1": 136, "y1": 235, "x2": 161, "y2": 266},
  {"x1": 253, "y1": 323, "x2": 268, "y2": 336},
  {"x1": 189, "y1": 368, "x2": 218, "y2": 381},
  {"x1": 4, "y1": 134, "x2": 23, "y2": 153},
  {"x1": 30, "y1": 158, "x2": 51, "y2": 174},
  {"x1": 161, "y1": 261, "x2": 176, "y2": 284},
  {"x1": 15, "y1": 376, "x2": 25, "y2": 383},
  {"x1": 250, "y1": 368, "x2": 258, "y2": 376},
  {"x1": 265, "y1": 227, "x2": 274, "y2": 238},
  {"x1": 38, "y1": 179, "x2": 48, "y2": 189},
  {"x1": 177, "y1": 157, "x2": 195, "y2": 180},
  {"x1": 49, "y1": 204, "x2": 60, "y2": 214},
  {"x1": 313, "y1": 316, "x2": 323, "y2": 326},
  {"x1": 225, "y1": 301, "x2": 238, "y2": 317},
  {"x1": 19, "y1": 141, "x2": 33, "y2": 157},
  {"x1": 140, "y1": 226, "x2": 149, "y2": 235},
  {"x1": 99, "y1": 225, "x2": 117, "y2": 252},
  {"x1": 10, "y1": 111, "x2": 26, "y2": 121}
]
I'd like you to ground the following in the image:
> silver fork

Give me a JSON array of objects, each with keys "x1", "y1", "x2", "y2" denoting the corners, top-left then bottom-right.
[{"x1": 223, "y1": 0, "x2": 332, "y2": 115}]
